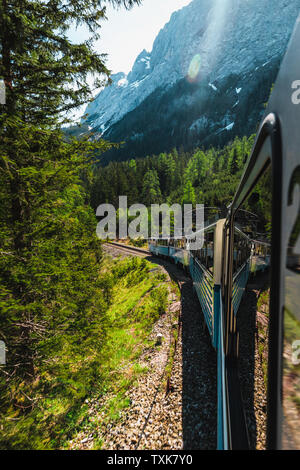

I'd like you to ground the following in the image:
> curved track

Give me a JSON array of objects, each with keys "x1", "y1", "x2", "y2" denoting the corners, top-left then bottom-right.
[
  {"x1": 104, "y1": 241, "x2": 150, "y2": 258},
  {"x1": 103, "y1": 242, "x2": 217, "y2": 450}
]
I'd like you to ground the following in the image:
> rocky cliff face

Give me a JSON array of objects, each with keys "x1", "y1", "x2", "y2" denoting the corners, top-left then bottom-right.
[{"x1": 82, "y1": 0, "x2": 300, "y2": 162}]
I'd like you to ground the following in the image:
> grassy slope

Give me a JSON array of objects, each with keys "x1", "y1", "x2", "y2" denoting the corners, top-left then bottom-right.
[
  {"x1": 0, "y1": 256, "x2": 170, "y2": 450},
  {"x1": 83, "y1": 256, "x2": 169, "y2": 449}
]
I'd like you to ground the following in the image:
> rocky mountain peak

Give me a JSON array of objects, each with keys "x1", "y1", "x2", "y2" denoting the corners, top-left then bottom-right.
[{"x1": 82, "y1": 0, "x2": 300, "y2": 161}]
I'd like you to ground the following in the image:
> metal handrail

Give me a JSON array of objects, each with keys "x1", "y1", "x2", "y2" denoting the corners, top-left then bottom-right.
[
  {"x1": 232, "y1": 256, "x2": 251, "y2": 282},
  {"x1": 217, "y1": 287, "x2": 229, "y2": 450}
]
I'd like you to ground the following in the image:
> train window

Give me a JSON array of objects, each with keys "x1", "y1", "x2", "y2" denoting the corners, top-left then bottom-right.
[
  {"x1": 175, "y1": 238, "x2": 183, "y2": 249},
  {"x1": 233, "y1": 229, "x2": 252, "y2": 275},
  {"x1": 206, "y1": 230, "x2": 214, "y2": 274},
  {"x1": 233, "y1": 165, "x2": 272, "y2": 450},
  {"x1": 194, "y1": 228, "x2": 214, "y2": 275},
  {"x1": 282, "y1": 167, "x2": 300, "y2": 450}
]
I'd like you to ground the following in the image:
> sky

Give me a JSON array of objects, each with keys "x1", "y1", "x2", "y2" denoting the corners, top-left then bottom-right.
[{"x1": 69, "y1": 0, "x2": 192, "y2": 75}]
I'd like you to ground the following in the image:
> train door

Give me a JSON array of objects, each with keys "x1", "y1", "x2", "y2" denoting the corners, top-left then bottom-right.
[{"x1": 264, "y1": 18, "x2": 300, "y2": 450}]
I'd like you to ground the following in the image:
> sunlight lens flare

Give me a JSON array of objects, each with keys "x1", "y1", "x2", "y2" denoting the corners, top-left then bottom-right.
[{"x1": 187, "y1": 54, "x2": 201, "y2": 82}]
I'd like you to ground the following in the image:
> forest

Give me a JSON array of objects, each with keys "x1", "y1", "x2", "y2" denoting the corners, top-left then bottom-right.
[
  {"x1": 90, "y1": 134, "x2": 271, "y2": 236},
  {"x1": 90, "y1": 136, "x2": 254, "y2": 209}
]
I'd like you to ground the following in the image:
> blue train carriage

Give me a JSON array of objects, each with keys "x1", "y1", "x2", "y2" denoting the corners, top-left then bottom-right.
[
  {"x1": 187, "y1": 220, "x2": 224, "y2": 345},
  {"x1": 187, "y1": 222, "x2": 252, "y2": 338},
  {"x1": 148, "y1": 238, "x2": 169, "y2": 257},
  {"x1": 168, "y1": 237, "x2": 190, "y2": 267},
  {"x1": 148, "y1": 237, "x2": 190, "y2": 268}
]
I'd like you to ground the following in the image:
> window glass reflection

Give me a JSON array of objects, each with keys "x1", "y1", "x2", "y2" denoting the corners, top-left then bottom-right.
[{"x1": 282, "y1": 166, "x2": 300, "y2": 450}]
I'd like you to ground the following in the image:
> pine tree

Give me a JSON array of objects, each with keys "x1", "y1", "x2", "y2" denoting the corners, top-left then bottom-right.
[
  {"x1": 1, "y1": 1, "x2": 141, "y2": 126},
  {"x1": 182, "y1": 180, "x2": 196, "y2": 206},
  {"x1": 0, "y1": 0, "x2": 142, "y2": 415},
  {"x1": 142, "y1": 170, "x2": 162, "y2": 206}
]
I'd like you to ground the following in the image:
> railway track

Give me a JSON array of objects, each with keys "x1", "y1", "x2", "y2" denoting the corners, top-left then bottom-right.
[{"x1": 103, "y1": 241, "x2": 150, "y2": 258}]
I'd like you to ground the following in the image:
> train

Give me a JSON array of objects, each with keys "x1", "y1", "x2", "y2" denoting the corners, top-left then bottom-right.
[
  {"x1": 149, "y1": 220, "x2": 270, "y2": 449},
  {"x1": 149, "y1": 17, "x2": 300, "y2": 450}
]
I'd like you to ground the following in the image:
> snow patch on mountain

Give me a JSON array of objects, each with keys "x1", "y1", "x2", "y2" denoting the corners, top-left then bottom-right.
[{"x1": 118, "y1": 78, "x2": 128, "y2": 88}]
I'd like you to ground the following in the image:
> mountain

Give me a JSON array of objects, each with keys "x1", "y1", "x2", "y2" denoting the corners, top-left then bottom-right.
[{"x1": 82, "y1": 0, "x2": 300, "y2": 163}]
